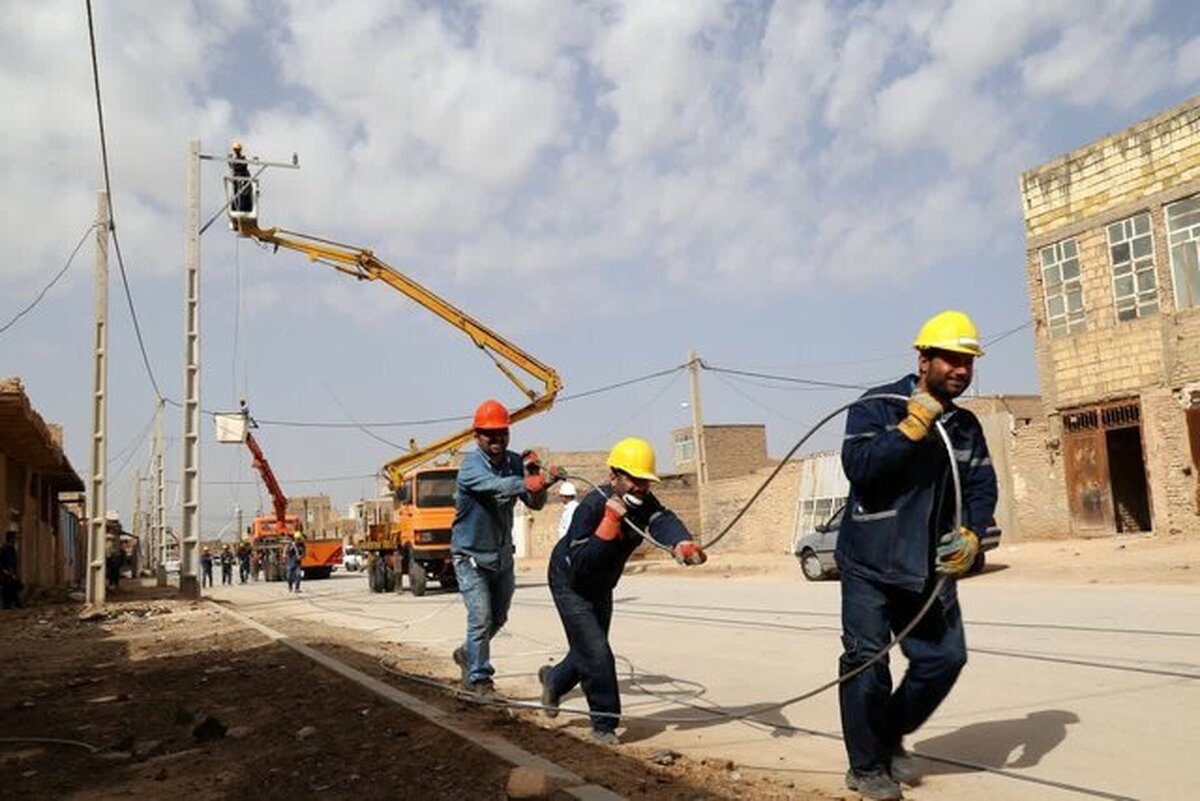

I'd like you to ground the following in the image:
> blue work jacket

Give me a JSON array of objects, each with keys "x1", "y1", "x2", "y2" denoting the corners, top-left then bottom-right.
[
  {"x1": 451, "y1": 448, "x2": 546, "y2": 572},
  {"x1": 835, "y1": 375, "x2": 997, "y2": 595},
  {"x1": 550, "y1": 484, "x2": 692, "y2": 596}
]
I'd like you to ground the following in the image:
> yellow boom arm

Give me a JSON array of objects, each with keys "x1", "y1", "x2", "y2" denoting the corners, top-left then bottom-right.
[{"x1": 234, "y1": 220, "x2": 562, "y2": 489}]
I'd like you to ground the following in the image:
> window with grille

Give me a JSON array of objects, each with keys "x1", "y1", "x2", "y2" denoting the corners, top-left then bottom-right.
[
  {"x1": 1166, "y1": 195, "x2": 1200, "y2": 310},
  {"x1": 674, "y1": 434, "x2": 694, "y2": 465},
  {"x1": 1107, "y1": 212, "x2": 1158, "y2": 321},
  {"x1": 1041, "y1": 239, "x2": 1086, "y2": 337}
]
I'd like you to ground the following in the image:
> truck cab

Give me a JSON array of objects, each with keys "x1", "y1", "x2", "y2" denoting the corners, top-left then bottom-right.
[{"x1": 364, "y1": 466, "x2": 459, "y2": 596}]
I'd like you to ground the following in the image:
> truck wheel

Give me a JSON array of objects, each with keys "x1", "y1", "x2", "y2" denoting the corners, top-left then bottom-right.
[
  {"x1": 367, "y1": 564, "x2": 379, "y2": 592},
  {"x1": 409, "y1": 560, "x2": 427, "y2": 597},
  {"x1": 383, "y1": 562, "x2": 397, "y2": 593}
]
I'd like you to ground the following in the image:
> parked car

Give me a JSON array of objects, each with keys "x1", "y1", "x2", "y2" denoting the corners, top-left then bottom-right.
[
  {"x1": 341, "y1": 547, "x2": 364, "y2": 572},
  {"x1": 792, "y1": 504, "x2": 1001, "y2": 581}
]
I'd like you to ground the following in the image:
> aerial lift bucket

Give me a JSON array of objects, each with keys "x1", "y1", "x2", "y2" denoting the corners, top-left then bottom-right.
[{"x1": 214, "y1": 411, "x2": 249, "y2": 444}]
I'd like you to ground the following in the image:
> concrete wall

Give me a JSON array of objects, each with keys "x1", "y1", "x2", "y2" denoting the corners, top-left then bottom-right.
[{"x1": 1021, "y1": 96, "x2": 1200, "y2": 539}]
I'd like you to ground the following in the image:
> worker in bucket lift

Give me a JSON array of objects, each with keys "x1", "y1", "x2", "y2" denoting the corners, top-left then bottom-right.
[
  {"x1": 836, "y1": 310, "x2": 997, "y2": 801},
  {"x1": 228, "y1": 140, "x2": 254, "y2": 225},
  {"x1": 451, "y1": 399, "x2": 565, "y2": 698},
  {"x1": 538, "y1": 437, "x2": 706, "y2": 745}
]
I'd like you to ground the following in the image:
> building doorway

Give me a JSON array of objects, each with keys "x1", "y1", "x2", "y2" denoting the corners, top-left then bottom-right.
[{"x1": 1061, "y1": 400, "x2": 1151, "y2": 535}]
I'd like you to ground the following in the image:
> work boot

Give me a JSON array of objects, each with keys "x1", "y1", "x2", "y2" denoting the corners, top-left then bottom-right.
[
  {"x1": 537, "y1": 665, "x2": 559, "y2": 719},
  {"x1": 452, "y1": 646, "x2": 469, "y2": 684},
  {"x1": 464, "y1": 678, "x2": 495, "y2": 700},
  {"x1": 589, "y1": 729, "x2": 619, "y2": 746},
  {"x1": 845, "y1": 769, "x2": 902, "y2": 801},
  {"x1": 889, "y1": 745, "x2": 922, "y2": 786}
]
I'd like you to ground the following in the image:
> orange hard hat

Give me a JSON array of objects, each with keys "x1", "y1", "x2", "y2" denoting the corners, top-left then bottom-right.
[{"x1": 472, "y1": 399, "x2": 511, "y2": 430}]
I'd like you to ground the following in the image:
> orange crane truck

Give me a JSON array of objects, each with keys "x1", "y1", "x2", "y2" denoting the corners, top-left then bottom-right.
[{"x1": 242, "y1": 407, "x2": 342, "y2": 581}]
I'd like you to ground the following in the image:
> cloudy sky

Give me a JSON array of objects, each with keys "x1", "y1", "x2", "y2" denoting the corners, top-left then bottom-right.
[{"x1": 3, "y1": 0, "x2": 1200, "y2": 536}]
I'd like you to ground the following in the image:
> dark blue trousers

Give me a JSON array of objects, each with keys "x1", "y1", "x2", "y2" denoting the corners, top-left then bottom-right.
[
  {"x1": 544, "y1": 560, "x2": 617, "y2": 732},
  {"x1": 838, "y1": 570, "x2": 967, "y2": 774}
]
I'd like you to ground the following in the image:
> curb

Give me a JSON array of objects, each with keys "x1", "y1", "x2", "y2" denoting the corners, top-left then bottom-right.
[{"x1": 213, "y1": 603, "x2": 624, "y2": 801}]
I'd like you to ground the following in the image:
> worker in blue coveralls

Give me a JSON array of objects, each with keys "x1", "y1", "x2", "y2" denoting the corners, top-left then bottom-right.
[
  {"x1": 537, "y1": 437, "x2": 706, "y2": 745},
  {"x1": 451, "y1": 399, "x2": 564, "y2": 698},
  {"x1": 836, "y1": 310, "x2": 998, "y2": 801}
]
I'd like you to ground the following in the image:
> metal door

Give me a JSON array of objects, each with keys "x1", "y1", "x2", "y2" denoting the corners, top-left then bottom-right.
[{"x1": 1062, "y1": 409, "x2": 1114, "y2": 531}]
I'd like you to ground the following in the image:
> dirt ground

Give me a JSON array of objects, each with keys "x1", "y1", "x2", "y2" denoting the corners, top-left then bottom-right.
[
  {"x1": 0, "y1": 584, "x2": 833, "y2": 801},
  {"x1": 2, "y1": 534, "x2": 1194, "y2": 800}
]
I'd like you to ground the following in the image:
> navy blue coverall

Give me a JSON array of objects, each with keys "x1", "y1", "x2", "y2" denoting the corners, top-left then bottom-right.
[
  {"x1": 835, "y1": 374, "x2": 997, "y2": 775},
  {"x1": 543, "y1": 484, "x2": 692, "y2": 734}
]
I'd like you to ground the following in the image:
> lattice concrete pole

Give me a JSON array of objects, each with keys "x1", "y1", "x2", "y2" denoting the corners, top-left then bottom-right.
[
  {"x1": 154, "y1": 398, "x2": 167, "y2": 587},
  {"x1": 85, "y1": 191, "x2": 109, "y2": 605},
  {"x1": 179, "y1": 139, "x2": 202, "y2": 598}
]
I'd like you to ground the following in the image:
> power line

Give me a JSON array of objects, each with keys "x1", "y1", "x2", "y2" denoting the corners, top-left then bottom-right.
[
  {"x1": 243, "y1": 364, "x2": 689, "y2": 429},
  {"x1": 85, "y1": 0, "x2": 163, "y2": 401},
  {"x1": 701, "y1": 362, "x2": 868, "y2": 391},
  {"x1": 0, "y1": 223, "x2": 99, "y2": 335}
]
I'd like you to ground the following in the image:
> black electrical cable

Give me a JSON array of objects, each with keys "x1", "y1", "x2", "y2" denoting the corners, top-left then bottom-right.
[
  {"x1": 0, "y1": 223, "x2": 99, "y2": 335},
  {"x1": 85, "y1": 0, "x2": 163, "y2": 401}
]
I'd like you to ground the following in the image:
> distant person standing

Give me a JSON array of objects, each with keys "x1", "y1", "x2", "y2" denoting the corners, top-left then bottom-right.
[
  {"x1": 237, "y1": 542, "x2": 251, "y2": 584},
  {"x1": 285, "y1": 533, "x2": 306, "y2": 593},
  {"x1": 200, "y1": 548, "x2": 214, "y2": 588},
  {"x1": 556, "y1": 482, "x2": 579, "y2": 539},
  {"x1": 220, "y1": 545, "x2": 235, "y2": 586},
  {"x1": 1, "y1": 528, "x2": 22, "y2": 609}
]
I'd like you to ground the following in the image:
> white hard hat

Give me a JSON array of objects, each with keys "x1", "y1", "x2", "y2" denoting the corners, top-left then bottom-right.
[{"x1": 558, "y1": 481, "x2": 577, "y2": 498}]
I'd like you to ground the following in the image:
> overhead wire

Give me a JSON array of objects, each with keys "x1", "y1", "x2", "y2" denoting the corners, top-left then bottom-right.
[
  {"x1": 0, "y1": 223, "x2": 99, "y2": 335},
  {"x1": 85, "y1": 0, "x2": 163, "y2": 400}
]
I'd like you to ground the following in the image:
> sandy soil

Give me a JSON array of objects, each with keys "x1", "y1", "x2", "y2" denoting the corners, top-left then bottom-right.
[{"x1": 0, "y1": 584, "x2": 834, "y2": 800}]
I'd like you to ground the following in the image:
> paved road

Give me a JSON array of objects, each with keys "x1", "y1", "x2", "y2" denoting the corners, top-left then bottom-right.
[{"x1": 213, "y1": 567, "x2": 1199, "y2": 801}]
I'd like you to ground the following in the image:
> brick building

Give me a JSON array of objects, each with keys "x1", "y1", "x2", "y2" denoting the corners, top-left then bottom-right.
[
  {"x1": 671, "y1": 423, "x2": 768, "y2": 480},
  {"x1": 1021, "y1": 97, "x2": 1200, "y2": 538}
]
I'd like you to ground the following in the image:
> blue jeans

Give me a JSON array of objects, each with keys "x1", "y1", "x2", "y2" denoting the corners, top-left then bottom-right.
[
  {"x1": 287, "y1": 563, "x2": 302, "y2": 591},
  {"x1": 544, "y1": 559, "x2": 618, "y2": 732},
  {"x1": 454, "y1": 555, "x2": 515, "y2": 684},
  {"x1": 838, "y1": 570, "x2": 966, "y2": 775}
]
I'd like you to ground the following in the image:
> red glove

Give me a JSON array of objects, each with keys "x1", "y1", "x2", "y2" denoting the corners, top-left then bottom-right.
[
  {"x1": 673, "y1": 541, "x2": 706, "y2": 566},
  {"x1": 595, "y1": 497, "x2": 626, "y2": 541},
  {"x1": 524, "y1": 473, "x2": 547, "y2": 493},
  {"x1": 522, "y1": 450, "x2": 542, "y2": 476}
]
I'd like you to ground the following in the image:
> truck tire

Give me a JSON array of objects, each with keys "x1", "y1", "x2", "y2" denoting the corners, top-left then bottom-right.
[{"x1": 409, "y1": 560, "x2": 427, "y2": 597}]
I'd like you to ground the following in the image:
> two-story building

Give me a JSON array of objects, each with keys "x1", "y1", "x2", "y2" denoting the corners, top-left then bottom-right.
[{"x1": 1021, "y1": 97, "x2": 1200, "y2": 538}]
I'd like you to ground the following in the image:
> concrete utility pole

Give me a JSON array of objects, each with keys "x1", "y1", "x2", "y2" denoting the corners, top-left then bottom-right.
[
  {"x1": 687, "y1": 348, "x2": 709, "y2": 538},
  {"x1": 179, "y1": 139, "x2": 202, "y2": 598},
  {"x1": 85, "y1": 191, "x2": 109, "y2": 605},
  {"x1": 153, "y1": 399, "x2": 167, "y2": 586}
]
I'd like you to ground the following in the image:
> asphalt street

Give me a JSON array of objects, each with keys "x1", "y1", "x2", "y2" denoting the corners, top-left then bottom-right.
[{"x1": 213, "y1": 567, "x2": 1200, "y2": 801}]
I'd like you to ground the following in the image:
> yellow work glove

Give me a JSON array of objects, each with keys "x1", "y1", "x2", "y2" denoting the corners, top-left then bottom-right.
[
  {"x1": 936, "y1": 526, "x2": 980, "y2": 577},
  {"x1": 897, "y1": 389, "x2": 944, "y2": 441}
]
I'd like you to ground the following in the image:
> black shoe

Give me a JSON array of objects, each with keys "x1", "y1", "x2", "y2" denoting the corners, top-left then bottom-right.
[
  {"x1": 452, "y1": 646, "x2": 469, "y2": 684},
  {"x1": 537, "y1": 665, "x2": 559, "y2": 719},
  {"x1": 845, "y1": 769, "x2": 902, "y2": 800},
  {"x1": 889, "y1": 745, "x2": 922, "y2": 786}
]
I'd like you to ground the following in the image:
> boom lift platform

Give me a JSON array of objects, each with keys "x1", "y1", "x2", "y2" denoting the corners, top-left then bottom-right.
[{"x1": 224, "y1": 148, "x2": 561, "y2": 594}]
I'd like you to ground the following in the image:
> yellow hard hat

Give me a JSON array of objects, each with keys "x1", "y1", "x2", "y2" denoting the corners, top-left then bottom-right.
[
  {"x1": 607, "y1": 437, "x2": 659, "y2": 482},
  {"x1": 293, "y1": 532, "x2": 303, "y2": 540},
  {"x1": 231, "y1": 140, "x2": 243, "y2": 152},
  {"x1": 913, "y1": 310, "x2": 984, "y2": 357}
]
